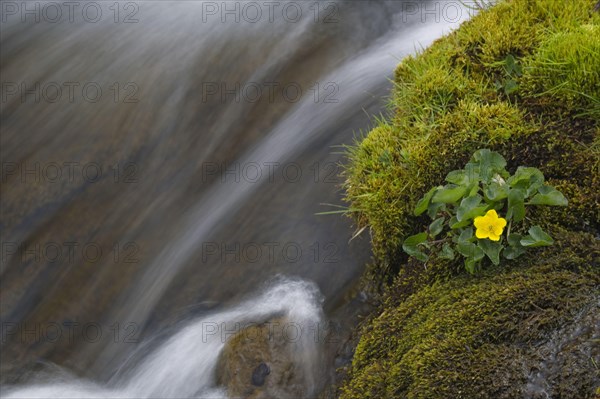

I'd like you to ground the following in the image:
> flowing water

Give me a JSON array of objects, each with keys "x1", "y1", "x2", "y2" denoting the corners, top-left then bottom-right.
[
  {"x1": 1, "y1": 1, "x2": 470, "y2": 397},
  {"x1": 4, "y1": 278, "x2": 324, "y2": 398}
]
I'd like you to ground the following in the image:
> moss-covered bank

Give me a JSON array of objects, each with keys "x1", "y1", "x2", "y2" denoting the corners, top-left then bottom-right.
[
  {"x1": 340, "y1": 0, "x2": 599, "y2": 397},
  {"x1": 342, "y1": 235, "x2": 599, "y2": 398}
]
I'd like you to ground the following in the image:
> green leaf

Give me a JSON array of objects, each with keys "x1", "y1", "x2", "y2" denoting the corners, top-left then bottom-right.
[
  {"x1": 445, "y1": 170, "x2": 468, "y2": 185},
  {"x1": 426, "y1": 202, "x2": 446, "y2": 219},
  {"x1": 457, "y1": 194, "x2": 480, "y2": 214},
  {"x1": 439, "y1": 243, "x2": 455, "y2": 260},
  {"x1": 507, "y1": 189, "x2": 526, "y2": 222},
  {"x1": 456, "y1": 195, "x2": 487, "y2": 222},
  {"x1": 504, "y1": 234, "x2": 526, "y2": 260},
  {"x1": 405, "y1": 248, "x2": 429, "y2": 262},
  {"x1": 432, "y1": 185, "x2": 468, "y2": 204},
  {"x1": 403, "y1": 232, "x2": 428, "y2": 246},
  {"x1": 478, "y1": 240, "x2": 502, "y2": 265},
  {"x1": 502, "y1": 233, "x2": 526, "y2": 259},
  {"x1": 456, "y1": 227, "x2": 485, "y2": 262},
  {"x1": 429, "y1": 217, "x2": 445, "y2": 237},
  {"x1": 514, "y1": 63, "x2": 523, "y2": 76},
  {"x1": 414, "y1": 187, "x2": 437, "y2": 216},
  {"x1": 504, "y1": 79, "x2": 518, "y2": 94},
  {"x1": 504, "y1": 55, "x2": 522, "y2": 77},
  {"x1": 507, "y1": 166, "x2": 544, "y2": 191},
  {"x1": 505, "y1": 55, "x2": 517, "y2": 74},
  {"x1": 403, "y1": 232, "x2": 429, "y2": 261},
  {"x1": 450, "y1": 217, "x2": 471, "y2": 229},
  {"x1": 529, "y1": 185, "x2": 568, "y2": 206},
  {"x1": 503, "y1": 246, "x2": 526, "y2": 259},
  {"x1": 465, "y1": 163, "x2": 479, "y2": 184},
  {"x1": 520, "y1": 226, "x2": 554, "y2": 247},
  {"x1": 484, "y1": 181, "x2": 508, "y2": 201},
  {"x1": 458, "y1": 227, "x2": 474, "y2": 242},
  {"x1": 468, "y1": 183, "x2": 480, "y2": 197},
  {"x1": 446, "y1": 164, "x2": 479, "y2": 186},
  {"x1": 507, "y1": 234, "x2": 523, "y2": 247},
  {"x1": 464, "y1": 258, "x2": 478, "y2": 274},
  {"x1": 471, "y1": 149, "x2": 507, "y2": 183},
  {"x1": 457, "y1": 241, "x2": 485, "y2": 261}
]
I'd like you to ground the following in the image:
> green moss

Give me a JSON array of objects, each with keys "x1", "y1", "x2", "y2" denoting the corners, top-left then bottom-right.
[
  {"x1": 521, "y1": 24, "x2": 600, "y2": 119},
  {"x1": 341, "y1": 0, "x2": 600, "y2": 397},
  {"x1": 344, "y1": 0, "x2": 599, "y2": 272},
  {"x1": 452, "y1": 0, "x2": 598, "y2": 67},
  {"x1": 341, "y1": 232, "x2": 599, "y2": 399}
]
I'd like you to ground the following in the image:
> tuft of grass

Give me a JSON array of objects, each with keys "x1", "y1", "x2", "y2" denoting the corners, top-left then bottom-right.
[{"x1": 521, "y1": 24, "x2": 600, "y2": 119}]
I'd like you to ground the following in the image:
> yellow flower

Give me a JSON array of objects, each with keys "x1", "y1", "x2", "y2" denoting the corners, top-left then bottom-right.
[{"x1": 474, "y1": 210, "x2": 507, "y2": 241}]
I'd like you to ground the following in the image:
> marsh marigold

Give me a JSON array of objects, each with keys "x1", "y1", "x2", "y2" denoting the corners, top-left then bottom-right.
[{"x1": 474, "y1": 209, "x2": 507, "y2": 241}]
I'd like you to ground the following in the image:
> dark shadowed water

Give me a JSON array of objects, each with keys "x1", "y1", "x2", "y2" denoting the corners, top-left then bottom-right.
[{"x1": 0, "y1": 1, "x2": 469, "y2": 396}]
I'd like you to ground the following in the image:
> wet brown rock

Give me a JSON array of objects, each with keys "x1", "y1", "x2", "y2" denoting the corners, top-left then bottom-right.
[{"x1": 216, "y1": 318, "x2": 307, "y2": 399}]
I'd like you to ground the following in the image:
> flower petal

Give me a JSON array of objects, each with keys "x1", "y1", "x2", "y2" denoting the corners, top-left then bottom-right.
[
  {"x1": 474, "y1": 216, "x2": 486, "y2": 229},
  {"x1": 488, "y1": 232, "x2": 501, "y2": 241},
  {"x1": 497, "y1": 217, "x2": 507, "y2": 228},
  {"x1": 475, "y1": 228, "x2": 489, "y2": 239},
  {"x1": 486, "y1": 209, "x2": 499, "y2": 219},
  {"x1": 492, "y1": 225, "x2": 505, "y2": 236}
]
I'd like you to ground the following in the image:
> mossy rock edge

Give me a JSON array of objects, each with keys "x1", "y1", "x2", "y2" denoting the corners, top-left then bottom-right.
[
  {"x1": 341, "y1": 232, "x2": 599, "y2": 398},
  {"x1": 340, "y1": 0, "x2": 600, "y2": 398}
]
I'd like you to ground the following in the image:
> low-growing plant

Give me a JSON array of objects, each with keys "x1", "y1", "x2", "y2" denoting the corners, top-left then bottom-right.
[
  {"x1": 403, "y1": 149, "x2": 568, "y2": 273},
  {"x1": 492, "y1": 54, "x2": 523, "y2": 95}
]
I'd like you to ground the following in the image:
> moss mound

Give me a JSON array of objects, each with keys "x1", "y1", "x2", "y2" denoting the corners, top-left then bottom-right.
[
  {"x1": 341, "y1": 232, "x2": 599, "y2": 398},
  {"x1": 521, "y1": 24, "x2": 600, "y2": 119},
  {"x1": 344, "y1": 0, "x2": 599, "y2": 269},
  {"x1": 341, "y1": 0, "x2": 599, "y2": 397}
]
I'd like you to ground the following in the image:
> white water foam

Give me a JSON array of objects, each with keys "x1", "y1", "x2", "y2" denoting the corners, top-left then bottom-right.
[{"x1": 3, "y1": 278, "x2": 324, "y2": 398}]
